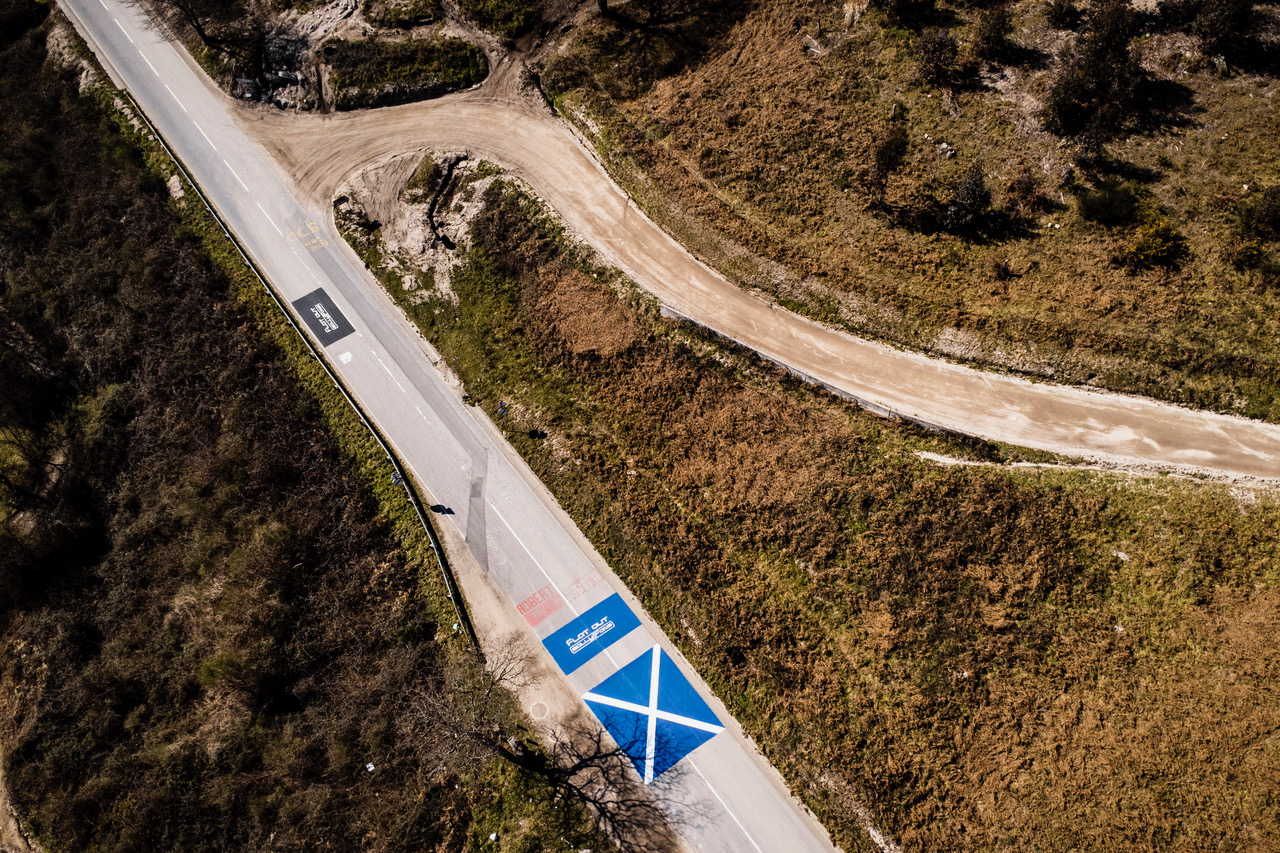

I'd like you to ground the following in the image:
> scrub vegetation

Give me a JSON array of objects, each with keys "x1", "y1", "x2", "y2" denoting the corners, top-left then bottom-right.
[
  {"x1": 348, "y1": 171, "x2": 1280, "y2": 852},
  {"x1": 541, "y1": 0, "x2": 1280, "y2": 420},
  {"x1": 0, "y1": 5, "x2": 609, "y2": 851},
  {"x1": 325, "y1": 35, "x2": 487, "y2": 109}
]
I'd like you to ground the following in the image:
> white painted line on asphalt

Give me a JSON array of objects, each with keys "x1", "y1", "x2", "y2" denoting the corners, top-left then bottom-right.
[
  {"x1": 256, "y1": 202, "x2": 283, "y2": 235},
  {"x1": 112, "y1": 18, "x2": 134, "y2": 43},
  {"x1": 288, "y1": 245, "x2": 321, "y2": 284},
  {"x1": 370, "y1": 348, "x2": 407, "y2": 393},
  {"x1": 223, "y1": 159, "x2": 248, "y2": 191},
  {"x1": 163, "y1": 83, "x2": 187, "y2": 112},
  {"x1": 689, "y1": 760, "x2": 767, "y2": 853},
  {"x1": 581, "y1": 691, "x2": 725, "y2": 735},
  {"x1": 98, "y1": 0, "x2": 108, "y2": 8},
  {"x1": 140, "y1": 51, "x2": 159, "y2": 76},
  {"x1": 644, "y1": 648, "x2": 661, "y2": 783},
  {"x1": 415, "y1": 405, "x2": 429, "y2": 421},
  {"x1": 490, "y1": 500, "x2": 575, "y2": 615},
  {"x1": 192, "y1": 120, "x2": 217, "y2": 151}
]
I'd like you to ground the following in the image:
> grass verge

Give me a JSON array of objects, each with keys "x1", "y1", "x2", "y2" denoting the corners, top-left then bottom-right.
[{"x1": 347, "y1": 172, "x2": 1280, "y2": 852}]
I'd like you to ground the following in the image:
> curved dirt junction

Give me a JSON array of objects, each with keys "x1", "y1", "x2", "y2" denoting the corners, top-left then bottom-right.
[{"x1": 232, "y1": 63, "x2": 1280, "y2": 482}]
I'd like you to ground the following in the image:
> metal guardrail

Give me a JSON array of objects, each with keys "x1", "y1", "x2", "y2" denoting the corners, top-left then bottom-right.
[{"x1": 118, "y1": 90, "x2": 480, "y2": 649}]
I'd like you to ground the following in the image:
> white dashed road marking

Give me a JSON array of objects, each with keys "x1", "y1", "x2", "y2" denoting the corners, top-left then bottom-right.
[
  {"x1": 140, "y1": 52, "x2": 158, "y2": 76},
  {"x1": 112, "y1": 18, "x2": 133, "y2": 43},
  {"x1": 223, "y1": 160, "x2": 248, "y2": 191},
  {"x1": 255, "y1": 202, "x2": 282, "y2": 236},
  {"x1": 192, "y1": 120, "x2": 217, "y2": 151},
  {"x1": 369, "y1": 348, "x2": 406, "y2": 393},
  {"x1": 163, "y1": 84, "x2": 187, "y2": 112}
]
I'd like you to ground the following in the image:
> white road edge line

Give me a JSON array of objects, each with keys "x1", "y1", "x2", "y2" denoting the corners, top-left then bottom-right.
[
  {"x1": 192, "y1": 120, "x2": 217, "y2": 151},
  {"x1": 688, "y1": 759, "x2": 767, "y2": 853},
  {"x1": 223, "y1": 159, "x2": 248, "y2": 191},
  {"x1": 140, "y1": 51, "x2": 159, "y2": 76},
  {"x1": 163, "y1": 83, "x2": 187, "y2": 112},
  {"x1": 255, "y1": 202, "x2": 283, "y2": 235},
  {"x1": 112, "y1": 17, "x2": 133, "y2": 43}
]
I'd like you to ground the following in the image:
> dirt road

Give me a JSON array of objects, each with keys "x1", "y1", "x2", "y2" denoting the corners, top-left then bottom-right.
[{"x1": 233, "y1": 60, "x2": 1280, "y2": 481}]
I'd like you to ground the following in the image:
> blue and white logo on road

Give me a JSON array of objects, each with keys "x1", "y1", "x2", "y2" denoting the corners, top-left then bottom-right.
[
  {"x1": 584, "y1": 646, "x2": 724, "y2": 783},
  {"x1": 542, "y1": 593, "x2": 641, "y2": 674}
]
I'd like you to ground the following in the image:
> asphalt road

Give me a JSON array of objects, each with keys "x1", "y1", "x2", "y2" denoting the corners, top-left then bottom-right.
[{"x1": 56, "y1": 2, "x2": 850, "y2": 851}]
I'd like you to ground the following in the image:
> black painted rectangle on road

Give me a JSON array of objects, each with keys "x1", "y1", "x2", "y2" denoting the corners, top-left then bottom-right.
[{"x1": 292, "y1": 288, "x2": 355, "y2": 346}]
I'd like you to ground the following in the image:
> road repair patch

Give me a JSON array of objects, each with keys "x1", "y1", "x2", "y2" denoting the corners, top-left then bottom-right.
[
  {"x1": 292, "y1": 288, "x2": 355, "y2": 346},
  {"x1": 584, "y1": 645, "x2": 723, "y2": 783},
  {"x1": 542, "y1": 593, "x2": 639, "y2": 674}
]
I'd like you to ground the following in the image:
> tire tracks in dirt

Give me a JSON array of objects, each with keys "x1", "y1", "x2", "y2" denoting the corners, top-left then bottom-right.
[{"x1": 228, "y1": 59, "x2": 1280, "y2": 482}]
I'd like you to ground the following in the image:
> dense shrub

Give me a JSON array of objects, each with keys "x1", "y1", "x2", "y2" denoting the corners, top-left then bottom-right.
[
  {"x1": 1118, "y1": 219, "x2": 1188, "y2": 271},
  {"x1": 362, "y1": 0, "x2": 442, "y2": 29},
  {"x1": 874, "y1": 0, "x2": 937, "y2": 28},
  {"x1": 916, "y1": 27, "x2": 961, "y2": 86},
  {"x1": 1041, "y1": 0, "x2": 1141, "y2": 139},
  {"x1": 973, "y1": 4, "x2": 1014, "y2": 63},
  {"x1": 1045, "y1": 0, "x2": 1079, "y2": 29},
  {"x1": 455, "y1": 0, "x2": 539, "y2": 38},
  {"x1": 944, "y1": 160, "x2": 992, "y2": 232},
  {"x1": 326, "y1": 36, "x2": 486, "y2": 109},
  {"x1": 1163, "y1": 0, "x2": 1259, "y2": 61},
  {"x1": 1077, "y1": 177, "x2": 1141, "y2": 225}
]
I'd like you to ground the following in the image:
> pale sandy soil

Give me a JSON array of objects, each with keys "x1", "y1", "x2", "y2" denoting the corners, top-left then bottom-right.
[{"x1": 219, "y1": 49, "x2": 1280, "y2": 482}]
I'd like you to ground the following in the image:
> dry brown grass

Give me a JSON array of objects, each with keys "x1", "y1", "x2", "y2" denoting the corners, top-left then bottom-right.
[
  {"x1": 544, "y1": 0, "x2": 1280, "y2": 419},
  {"x1": 370, "y1": 179, "x2": 1280, "y2": 852}
]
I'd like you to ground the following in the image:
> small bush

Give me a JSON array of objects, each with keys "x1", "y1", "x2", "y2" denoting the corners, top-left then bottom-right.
[
  {"x1": 875, "y1": 0, "x2": 937, "y2": 28},
  {"x1": 945, "y1": 160, "x2": 992, "y2": 233},
  {"x1": 1231, "y1": 239, "x2": 1266, "y2": 271},
  {"x1": 362, "y1": 0, "x2": 442, "y2": 28},
  {"x1": 1045, "y1": 0, "x2": 1078, "y2": 29},
  {"x1": 1077, "y1": 177, "x2": 1140, "y2": 225},
  {"x1": 862, "y1": 119, "x2": 910, "y2": 206},
  {"x1": 1240, "y1": 185, "x2": 1280, "y2": 239},
  {"x1": 1118, "y1": 219, "x2": 1188, "y2": 271},
  {"x1": 1004, "y1": 166, "x2": 1041, "y2": 217},
  {"x1": 917, "y1": 27, "x2": 961, "y2": 87},
  {"x1": 974, "y1": 5, "x2": 1014, "y2": 63},
  {"x1": 986, "y1": 254, "x2": 1015, "y2": 280}
]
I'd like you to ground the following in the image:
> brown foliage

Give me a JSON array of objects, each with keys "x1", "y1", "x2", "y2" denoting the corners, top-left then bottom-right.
[{"x1": 422, "y1": 181, "x2": 1280, "y2": 852}]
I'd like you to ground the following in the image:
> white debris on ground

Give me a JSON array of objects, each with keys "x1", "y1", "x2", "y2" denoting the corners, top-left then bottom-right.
[{"x1": 914, "y1": 450, "x2": 1280, "y2": 492}]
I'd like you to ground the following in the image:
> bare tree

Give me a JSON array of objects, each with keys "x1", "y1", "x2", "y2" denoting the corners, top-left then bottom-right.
[
  {"x1": 132, "y1": 0, "x2": 264, "y2": 62},
  {"x1": 402, "y1": 634, "x2": 681, "y2": 852}
]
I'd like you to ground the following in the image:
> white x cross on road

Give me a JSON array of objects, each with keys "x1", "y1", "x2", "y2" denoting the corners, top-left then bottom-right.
[{"x1": 584, "y1": 646, "x2": 725, "y2": 783}]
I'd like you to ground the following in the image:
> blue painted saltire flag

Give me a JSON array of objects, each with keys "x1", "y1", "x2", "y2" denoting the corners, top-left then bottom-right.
[
  {"x1": 584, "y1": 645, "x2": 724, "y2": 783},
  {"x1": 542, "y1": 593, "x2": 641, "y2": 674}
]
